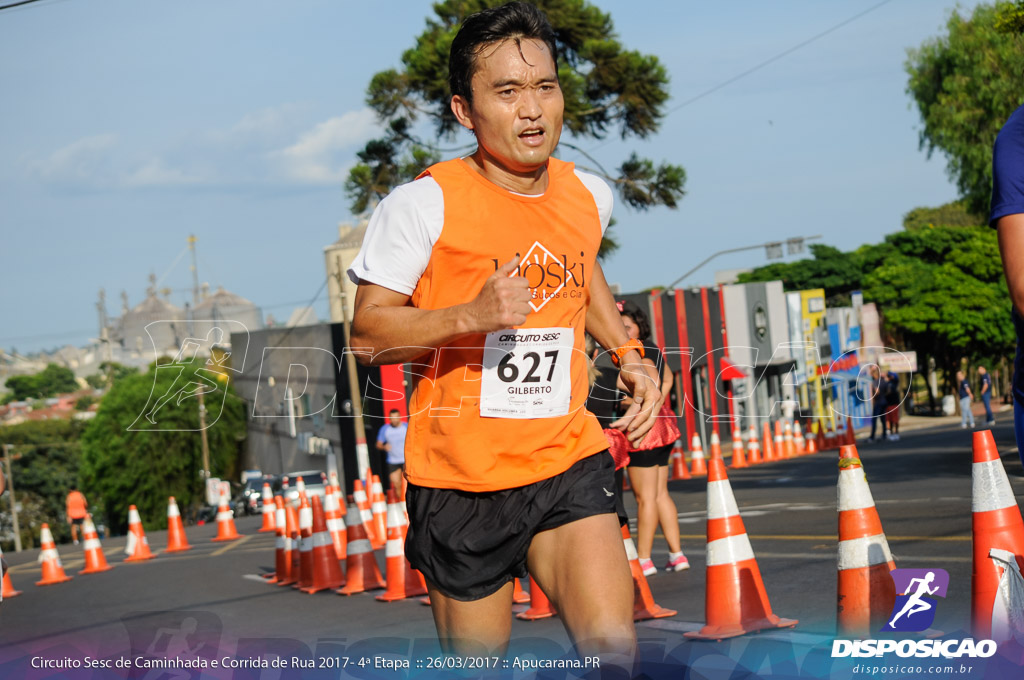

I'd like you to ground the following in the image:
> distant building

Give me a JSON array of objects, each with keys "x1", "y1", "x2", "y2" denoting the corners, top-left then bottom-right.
[{"x1": 192, "y1": 285, "x2": 263, "y2": 341}]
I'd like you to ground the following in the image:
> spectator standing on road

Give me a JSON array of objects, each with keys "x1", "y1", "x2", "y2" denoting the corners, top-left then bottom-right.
[
  {"x1": 868, "y1": 366, "x2": 888, "y2": 442},
  {"x1": 616, "y1": 300, "x2": 688, "y2": 576},
  {"x1": 376, "y1": 409, "x2": 408, "y2": 494},
  {"x1": 993, "y1": 102, "x2": 1024, "y2": 465},
  {"x1": 958, "y1": 371, "x2": 976, "y2": 429},
  {"x1": 978, "y1": 366, "x2": 995, "y2": 426},
  {"x1": 66, "y1": 485, "x2": 88, "y2": 545},
  {"x1": 885, "y1": 371, "x2": 901, "y2": 441}
]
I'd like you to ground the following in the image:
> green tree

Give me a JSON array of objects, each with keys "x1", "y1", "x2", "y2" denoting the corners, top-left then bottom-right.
[
  {"x1": 0, "y1": 419, "x2": 87, "y2": 548},
  {"x1": 79, "y1": 359, "x2": 246, "y2": 534},
  {"x1": 901, "y1": 200, "x2": 985, "y2": 231},
  {"x1": 346, "y1": 0, "x2": 686, "y2": 258},
  {"x1": 3, "y1": 363, "x2": 79, "y2": 402},
  {"x1": 905, "y1": 3, "x2": 1024, "y2": 214}
]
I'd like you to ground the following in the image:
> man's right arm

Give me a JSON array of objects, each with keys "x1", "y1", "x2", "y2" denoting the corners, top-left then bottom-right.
[
  {"x1": 998, "y1": 214, "x2": 1024, "y2": 316},
  {"x1": 351, "y1": 256, "x2": 532, "y2": 367}
]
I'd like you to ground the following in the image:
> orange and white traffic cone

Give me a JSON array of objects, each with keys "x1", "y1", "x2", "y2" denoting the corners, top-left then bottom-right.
[
  {"x1": 730, "y1": 427, "x2": 748, "y2": 469},
  {"x1": 794, "y1": 421, "x2": 806, "y2": 455},
  {"x1": 836, "y1": 445, "x2": 895, "y2": 637},
  {"x1": 774, "y1": 421, "x2": 785, "y2": 460},
  {"x1": 295, "y1": 495, "x2": 314, "y2": 591},
  {"x1": 846, "y1": 416, "x2": 856, "y2": 446},
  {"x1": 211, "y1": 482, "x2": 241, "y2": 542},
  {"x1": 35, "y1": 523, "x2": 72, "y2": 586},
  {"x1": 370, "y1": 476, "x2": 388, "y2": 551},
  {"x1": 124, "y1": 505, "x2": 156, "y2": 562},
  {"x1": 806, "y1": 424, "x2": 818, "y2": 455},
  {"x1": 258, "y1": 482, "x2": 276, "y2": 533},
  {"x1": 165, "y1": 496, "x2": 192, "y2": 553},
  {"x1": 670, "y1": 440, "x2": 690, "y2": 480},
  {"x1": 302, "y1": 495, "x2": 345, "y2": 594},
  {"x1": 276, "y1": 503, "x2": 300, "y2": 587},
  {"x1": 79, "y1": 515, "x2": 114, "y2": 574},
  {"x1": 784, "y1": 421, "x2": 795, "y2": 458},
  {"x1": 971, "y1": 430, "x2": 1024, "y2": 642},
  {"x1": 622, "y1": 524, "x2": 676, "y2": 621},
  {"x1": 815, "y1": 421, "x2": 826, "y2": 454},
  {"x1": 686, "y1": 457, "x2": 797, "y2": 640},
  {"x1": 324, "y1": 484, "x2": 347, "y2": 561},
  {"x1": 353, "y1": 480, "x2": 380, "y2": 548},
  {"x1": 689, "y1": 434, "x2": 707, "y2": 477},
  {"x1": 709, "y1": 430, "x2": 723, "y2": 462},
  {"x1": 377, "y1": 489, "x2": 428, "y2": 602},
  {"x1": 762, "y1": 421, "x2": 776, "y2": 462},
  {"x1": 516, "y1": 575, "x2": 558, "y2": 620},
  {"x1": 338, "y1": 503, "x2": 386, "y2": 596},
  {"x1": 1, "y1": 544, "x2": 21, "y2": 598},
  {"x1": 747, "y1": 424, "x2": 762, "y2": 465},
  {"x1": 264, "y1": 496, "x2": 287, "y2": 582},
  {"x1": 295, "y1": 476, "x2": 308, "y2": 505}
]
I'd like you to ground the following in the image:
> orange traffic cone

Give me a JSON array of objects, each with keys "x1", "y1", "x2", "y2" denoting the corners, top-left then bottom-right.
[
  {"x1": 836, "y1": 445, "x2": 895, "y2": 637},
  {"x1": 622, "y1": 524, "x2": 676, "y2": 621},
  {"x1": 353, "y1": 480, "x2": 380, "y2": 548},
  {"x1": 774, "y1": 421, "x2": 785, "y2": 460},
  {"x1": 370, "y1": 476, "x2": 388, "y2": 551},
  {"x1": 971, "y1": 430, "x2": 1024, "y2": 642},
  {"x1": 295, "y1": 495, "x2": 314, "y2": 591},
  {"x1": 512, "y1": 577, "x2": 531, "y2": 604},
  {"x1": 211, "y1": 482, "x2": 241, "y2": 542},
  {"x1": 689, "y1": 434, "x2": 707, "y2": 477},
  {"x1": 709, "y1": 431, "x2": 723, "y2": 462},
  {"x1": 794, "y1": 421, "x2": 806, "y2": 455},
  {"x1": 258, "y1": 482, "x2": 276, "y2": 533},
  {"x1": 79, "y1": 515, "x2": 114, "y2": 574},
  {"x1": 516, "y1": 575, "x2": 558, "y2": 620},
  {"x1": 670, "y1": 439, "x2": 690, "y2": 480},
  {"x1": 165, "y1": 497, "x2": 192, "y2": 553},
  {"x1": 747, "y1": 424, "x2": 762, "y2": 465},
  {"x1": 124, "y1": 505, "x2": 156, "y2": 562},
  {"x1": 731, "y1": 427, "x2": 748, "y2": 469},
  {"x1": 815, "y1": 421, "x2": 826, "y2": 454},
  {"x1": 302, "y1": 495, "x2": 345, "y2": 594},
  {"x1": 276, "y1": 503, "x2": 300, "y2": 587},
  {"x1": 338, "y1": 503, "x2": 386, "y2": 595},
  {"x1": 295, "y1": 476, "x2": 308, "y2": 505},
  {"x1": 846, "y1": 416, "x2": 856, "y2": 446},
  {"x1": 35, "y1": 523, "x2": 72, "y2": 586},
  {"x1": 686, "y1": 457, "x2": 797, "y2": 640},
  {"x1": 324, "y1": 484, "x2": 347, "y2": 561},
  {"x1": 377, "y1": 490, "x2": 428, "y2": 601},
  {"x1": 264, "y1": 496, "x2": 287, "y2": 582},
  {"x1": 762, "y1": 421, "x2": 776, "y2": 462},
  {"x1": 783, "y1": 421, "x2": 795, "y2": 458},
  {"x1": 1, "y1": 544, "x2": 21, "y2": 598}
]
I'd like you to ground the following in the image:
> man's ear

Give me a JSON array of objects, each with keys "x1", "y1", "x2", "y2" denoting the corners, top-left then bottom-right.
[{"x1": 451, "y1": 94, "x2": 475, "y2": 131}]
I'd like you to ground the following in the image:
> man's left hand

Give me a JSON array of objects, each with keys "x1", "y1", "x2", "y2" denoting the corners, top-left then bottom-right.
[{"x1": 611, "y1": 353, "x2": 663, "y2": 444}]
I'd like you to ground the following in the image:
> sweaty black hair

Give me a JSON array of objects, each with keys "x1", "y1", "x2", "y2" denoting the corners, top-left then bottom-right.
[
  {"x1": 448, "y1": 1, "x2": 559, "y2": 105},
  {"x1": 619, "y1": 300, "x2": 651, "y2": 343},
  {"x1": 388, "y1": 408, "x2": 401, "y2": 416}
]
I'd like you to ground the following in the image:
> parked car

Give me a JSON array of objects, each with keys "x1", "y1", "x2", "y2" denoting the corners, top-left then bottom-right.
[{"x1": 281, "y1": 470, "x2": 328, "y2": 505}]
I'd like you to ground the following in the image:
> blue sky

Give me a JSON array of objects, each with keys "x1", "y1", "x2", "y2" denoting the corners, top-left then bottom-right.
[{"x1": 0, "y1": 0, "x2": 985, "y2": 354}]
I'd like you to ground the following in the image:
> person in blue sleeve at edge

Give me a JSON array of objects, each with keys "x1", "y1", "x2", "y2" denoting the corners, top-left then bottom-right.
[{"x1": 993, "y1": 101, "x2": 1024, "y2": 466}]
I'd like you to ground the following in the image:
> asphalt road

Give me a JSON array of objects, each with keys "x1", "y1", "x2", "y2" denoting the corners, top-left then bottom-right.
[{"x1": 0, "y1": 419, "x2": 1020, "y2": 679}]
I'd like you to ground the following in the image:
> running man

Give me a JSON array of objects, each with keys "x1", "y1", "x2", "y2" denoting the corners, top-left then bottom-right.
[
  {"x1": 888, "y1": 572, "x2": 940, "y2": 628},
  {"x1": 376, "y1": 409, "x2": 408, "y2": 493},
  {"x1": 66, "y1": 485, "x2": 88, "y2": 545},
  {"x1": 347, "y1": 2, "x2": 660, "y2": 667}
]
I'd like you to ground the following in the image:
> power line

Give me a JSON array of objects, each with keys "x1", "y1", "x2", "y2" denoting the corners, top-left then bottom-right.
[{"x1": 0, "y1": 0, "x2": 65, "y2": 12}]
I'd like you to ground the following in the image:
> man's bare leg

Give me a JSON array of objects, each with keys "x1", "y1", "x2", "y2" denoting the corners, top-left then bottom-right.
[
  {"x1": 527, "y1": 513, "x2": 636, "y2": 673},
  {"x1": 426, "y1": 580, "x2": 515, "y2": 656}
]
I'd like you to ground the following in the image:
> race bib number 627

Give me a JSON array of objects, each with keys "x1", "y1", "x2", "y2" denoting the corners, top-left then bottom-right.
[{"x1": 480, "y1": 327, "x2": 573, "y2": 419}]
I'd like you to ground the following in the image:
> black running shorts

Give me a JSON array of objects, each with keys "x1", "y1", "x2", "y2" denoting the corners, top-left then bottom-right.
[
  {"x1": 626, "y1": 443, "x2": 672, "y2": 468},
  {"x1": 405, "y1": 451, "x2": 617, "y2": 601}
]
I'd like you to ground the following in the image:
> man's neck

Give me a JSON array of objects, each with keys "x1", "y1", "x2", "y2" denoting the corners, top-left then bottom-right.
[{"x1": 463, "y1": 149, "x2": 549, "y2": 195}]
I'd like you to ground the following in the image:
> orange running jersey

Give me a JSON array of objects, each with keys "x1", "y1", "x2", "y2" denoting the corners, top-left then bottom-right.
[
  {"x1": 404, "y1": 158, "x2": 608, "y2": 491},
  {"x1": 66, "y1": 490, "x2": 87, "y2": 519}
]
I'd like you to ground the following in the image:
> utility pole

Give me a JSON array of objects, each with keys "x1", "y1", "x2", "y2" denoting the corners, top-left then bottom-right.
[
  {"x1": 2, "y1": 444, "x2": 22, "y2": 553},
  {"x1": 334, "y1": 256, "x2": 371, "y2": 481},
  {"x1": 188, "y1": 234, "x2": 200, "y2": 306}
]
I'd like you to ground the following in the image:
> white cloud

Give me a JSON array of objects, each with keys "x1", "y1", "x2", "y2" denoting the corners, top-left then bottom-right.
[
  {"x1": 275, "y1": 108, "x2": 379, "y2": 184},
  {"x1": 124, "y1": 157, "x2": 203, "y2": 187},
  {"x1": 29, "y1": 133, "x2": 118, "y2": 184}
]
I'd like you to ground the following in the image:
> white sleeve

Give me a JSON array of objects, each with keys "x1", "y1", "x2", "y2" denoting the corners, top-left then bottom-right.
[
  {"x1": 574, "y1": 169, "x2": 614, "y2": 235},
  {"x1": 346, "y1": 177, "x2": 444, "y2": 296}
]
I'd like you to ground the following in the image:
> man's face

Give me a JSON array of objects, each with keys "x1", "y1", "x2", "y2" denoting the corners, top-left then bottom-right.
[
  {"x1": 389, "y1": 412, "x2": 401, "y2": 427},
  {"x1": 454, "y1": 38, "x2": 563, "y2": 172}
]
